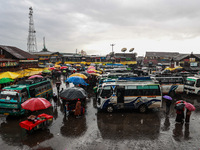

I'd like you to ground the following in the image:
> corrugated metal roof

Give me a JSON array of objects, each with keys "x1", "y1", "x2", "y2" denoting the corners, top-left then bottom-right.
[
  {"x1": 0, "y1": 58, "x2": 17, "y2": 62},
  {"x1": 0, "y1": 45, "x2": 38, "y2": 59},
  {"x1": 145, "y1": 52, "x2": 179, "y2": 57}
]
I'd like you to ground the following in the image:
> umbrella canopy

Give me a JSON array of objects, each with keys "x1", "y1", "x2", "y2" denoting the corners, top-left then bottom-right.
[
  {"x1": 60, "y1": 87, "x2": 87, "y2": 100},
  {"x1": 21, "y1": 98, "x2": 52, "y2": 111},
  {"x1": 49, "y1": 67, "x2": 56, "y2": 70},
  {"x1": 43, "y1": 69, "x2": 51, "y2": 73},
  {"x1": 175, "y1": 100, "x2": 186, "y2": 104},
  {"x1": 60, "y1": 66, "x2": 68, "y2": 69},
  {"x1": 54, "y1": 65, "x2": 61, "y2": 68},
  {"x1": 0, "y1": 71, "x2": 19, "y2": 79},
  {"x1": 69, "y1": 73, "x2": 87, "y2": 79},
  {"x1": 0, "y1": 78, "x2": 14, "y2": 84},
  {"x1": 185, "y1": 102, "x2": 195, "y2": 111},
  {"x1": 87, "y1": 69, "x2": 96, "y2": 74},
  {"x1": 66, "y1": 76, "x2": 88, "y2": 86},
  {"x1": 163, "y1": 95, "x2": 172, "y2": 100},
  {"x1": 88, "y1": 66, "x2": 95, "y2": 70},
  {"x1": 28, "y1": 75, "x2": 43, "y2": 79}
]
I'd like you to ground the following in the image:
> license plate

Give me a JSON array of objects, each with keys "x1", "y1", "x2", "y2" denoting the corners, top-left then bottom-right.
[{"x1": 4, "y1": 113, "x2": 9, "y2": 115}]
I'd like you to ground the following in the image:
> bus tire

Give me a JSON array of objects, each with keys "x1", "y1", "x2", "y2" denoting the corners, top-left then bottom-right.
[
  {"x1": 106, "y1": 105, "x2": 114, "y2": 113},
  {"x1": 139, "y1": 105, "x2": 147, "y2": 113},
  {"x1": 169, "y1": 91, "x2": 175, "y2": 97}
]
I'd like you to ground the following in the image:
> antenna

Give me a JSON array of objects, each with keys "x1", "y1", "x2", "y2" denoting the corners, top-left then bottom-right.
[{"x1": 27, "y1": 7, "x2": 37, "y2": 52}]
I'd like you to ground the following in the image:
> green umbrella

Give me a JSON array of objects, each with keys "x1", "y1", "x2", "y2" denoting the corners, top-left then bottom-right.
[
  {"x1": 42, "y1": 69, "x2": 51, "y2": 73},
  {"x1": 0, "y1": 78, "x2": 14, "y2": 84}
]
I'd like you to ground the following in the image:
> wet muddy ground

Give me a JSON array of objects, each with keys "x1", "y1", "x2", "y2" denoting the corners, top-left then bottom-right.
[{"x1": 0, "y1": 76, "x2": 200, "y2": 150}]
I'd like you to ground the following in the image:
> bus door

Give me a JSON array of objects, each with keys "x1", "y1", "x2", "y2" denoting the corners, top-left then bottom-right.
[{"x1": 116, "y1": 86, "x2": 125, "y2": 108}]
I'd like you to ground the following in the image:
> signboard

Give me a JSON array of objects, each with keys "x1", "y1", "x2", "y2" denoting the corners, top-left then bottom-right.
[
  {"x1": 19, "y1": 60, "x2": 38, "y2": 62},
  {"x1": 189, "y1": 58, "x2": 195, "y2": 62},
  {"x1": 190, "y1": 62, "x2": 197, "y2": 67}
]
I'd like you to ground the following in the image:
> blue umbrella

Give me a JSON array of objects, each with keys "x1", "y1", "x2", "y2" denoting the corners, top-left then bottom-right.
[
  {"x1": 65, "y1": 76, "x2": 88, "y2": 86},
  {"x1": 163, "y1": 95, "x2": 172, "y2": 100}
]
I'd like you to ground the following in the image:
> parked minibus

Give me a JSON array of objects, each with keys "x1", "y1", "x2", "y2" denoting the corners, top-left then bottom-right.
[
  {"x1": 96, "y1": 80, "x2": 162, "y2": 113},
  {"x1": 184, "y1": 75, "x2": 200, "y2": 95}
]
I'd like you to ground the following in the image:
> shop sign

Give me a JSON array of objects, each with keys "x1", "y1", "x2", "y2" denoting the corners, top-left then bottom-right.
[
  {"x1": 190, "y1": 62, "x2": 197, "y2": 67},
  {"x1": 0, "y1": 61, "x2": 18, "y2": 67},
  {"x1": 19, "y1": 60, "x2": 38, "y2": 62},
  {"x1": 189, "y1": 58, "x2": 195, "y2": 62}
]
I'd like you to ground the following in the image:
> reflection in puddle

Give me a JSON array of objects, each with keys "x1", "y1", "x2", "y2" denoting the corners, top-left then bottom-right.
[{"x1": 97, "y1": 112, "x2": 161, "y2": 140}]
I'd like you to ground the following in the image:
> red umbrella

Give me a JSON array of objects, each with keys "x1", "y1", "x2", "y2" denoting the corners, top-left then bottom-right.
[
  {"x1": 28, "y1": 75, "x2": 43, "y2": 79},
  {"x1": 185, "y1": 102, "x2": 195, "y2": 111},
  {"x1": 21, "y1": 98, "x2": 52, "y2": 111},
  {"x1": 49, "y1": 67, "x2": 56, "y2": 70},
  {"x1": 60, "y1": 66, "x2": 68, "y2": 69},
  {"x1": 175, "y1": 100, "x2": 186, "y2": 104}
]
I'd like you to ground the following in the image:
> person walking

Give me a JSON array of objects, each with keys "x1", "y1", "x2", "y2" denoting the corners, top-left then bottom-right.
[
  {"x1": 56, "y1": 81, "x2": 61, "y2": 94},
  {"x1": 185, "y1": 109, "x2": 191, "y2": 124},
  {"x1": 175, "y1": 102, "x2": 185, "y2": 124},
  {"x1": 52, "y1": 92, "x2": 58, "y2": 107},
  {"x1": 163, "y1": 95, "x2": 172, "y2": 117},
  {"x1": 74, "y1": 99, "x2": 82, "y2": 118}
]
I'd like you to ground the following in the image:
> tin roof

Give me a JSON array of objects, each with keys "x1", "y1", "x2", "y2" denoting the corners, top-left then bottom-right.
[
  {"x1": 145, "y1": 52, "x2": 179, "y2": 58},
  {"x1": 0, "y1": 45, "x2": 38, "y2": 59}
]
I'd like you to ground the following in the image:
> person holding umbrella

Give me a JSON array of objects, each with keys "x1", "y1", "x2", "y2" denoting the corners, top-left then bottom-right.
[
  {"x1": 75, "y1": 98, "x2": 82, "y2": 118},
  {"x1": 175, "y1": 100, "x2": 185, "y2": 123},
  {"x1": 163, "y1": 95, "x2": 173, "y2": 116}
]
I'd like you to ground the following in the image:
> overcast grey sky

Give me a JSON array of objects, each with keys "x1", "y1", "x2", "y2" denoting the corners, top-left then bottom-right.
[{"x1": 1, "y1": 0, "x2": 200, "y2": 56}]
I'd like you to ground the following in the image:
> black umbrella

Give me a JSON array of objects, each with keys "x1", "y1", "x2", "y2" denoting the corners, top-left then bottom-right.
[{"x1": 60, "y1": 87, "x2": 87, "y2": 100}]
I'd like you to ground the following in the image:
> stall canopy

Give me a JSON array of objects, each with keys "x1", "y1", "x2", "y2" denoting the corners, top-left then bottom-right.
[{"x1": 0, "y1": 71, "x2": 19, "y2": 79}]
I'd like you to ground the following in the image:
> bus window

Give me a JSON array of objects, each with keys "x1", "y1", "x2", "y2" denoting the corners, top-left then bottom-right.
[
  {"x1": 0, "y1": 91, "x2": 19, "y2": 101},
  {"x1": 21, "y1": 88, "x2": 28, "y2": 102},
  {"x1": 196, "y1": 79, "x2": 200, "y2": 87},
  {"x1": 100, "y1": 86, "x2": 112, "y2": 98}
]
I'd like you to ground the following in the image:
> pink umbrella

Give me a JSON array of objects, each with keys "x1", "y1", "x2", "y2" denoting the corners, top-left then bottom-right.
[
  {"x1": 21, "y1": 98, "x2": 52, "y2": 111},
  {"x1": 87, "y1": 70, "x2": 96, "y2": 74},
  {"x1": 185, "y1": 102, "x2": 195, "y2": 111},
  {"x1": 28, "y1": 75, "x2": 43, "y2": 79},
  {"x1": 88, "y1": 66, "x2": 95, "y2": 69}
]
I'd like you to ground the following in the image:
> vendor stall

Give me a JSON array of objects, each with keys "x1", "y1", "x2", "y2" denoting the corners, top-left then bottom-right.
[{"x1": 19, "y1": 113, "x2": 53, "y2": 133}]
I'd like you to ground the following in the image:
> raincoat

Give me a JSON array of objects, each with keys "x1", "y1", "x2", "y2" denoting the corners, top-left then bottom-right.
[{"x1": 74, "y1": 100, "x2": 81, "y2": 116}]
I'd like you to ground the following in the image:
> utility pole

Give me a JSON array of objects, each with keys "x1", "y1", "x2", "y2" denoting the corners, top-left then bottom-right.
[
  {"x1": 110, "y1": 44, "x2": 115, "y2": 53},
  {"x1": 110, "y1": 44, "x2": 115, "y2": 65},
  {"x1": 27, "y1": 7, "x2": 37, "y2": 52}
]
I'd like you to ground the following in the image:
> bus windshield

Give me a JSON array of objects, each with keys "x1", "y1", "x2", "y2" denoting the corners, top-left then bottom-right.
[
  {"x1": 100, "y1": 86, "x2": 113, "y2": 98},
  {"x1": 185, "y1": 80, "x2": 195, "y2": 86},
  {"x1": 0, "y1": 91, "x2": 19, "y2": 101}
]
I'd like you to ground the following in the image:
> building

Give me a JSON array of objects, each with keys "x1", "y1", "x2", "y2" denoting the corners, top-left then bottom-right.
[
  {"x1": 0, "y1": 45, "x2": 38, "y2": 72},
  {"x1": 174, "y1": 53, "x2": 200, "y2": 72},
  {"x1": 144, "y1": 52, "x2": 180, "y2": 67}
]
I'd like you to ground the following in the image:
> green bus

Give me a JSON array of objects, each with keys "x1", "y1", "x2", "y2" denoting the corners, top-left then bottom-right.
[{"x1": 0, "y1": 78, "x2": 53, "y2": 116}]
